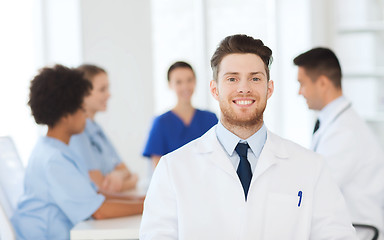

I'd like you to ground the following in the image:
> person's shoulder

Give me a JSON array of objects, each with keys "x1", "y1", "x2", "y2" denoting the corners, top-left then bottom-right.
[
  {"x1": 327, "y1": 107, "x2": 378, "y2": 143},
  {"x1": 163, "y1": 126, "x2": 215, "y2": 159},
  {"x1": 148, "y1": 111, "x2": 175, "y2": 133},
  {"x1": 196, "y1": 109, "x2": 216, "y2": 116},
  {"x1": 165, "y1": 135, "x2": 200, "y2": 157},
  {"x1": 196, "y1": 109, "x2": 218, "y2": 120},
  {"x1": 267, "y1": 132, "x2": 326, "y2": 180},
  {"x1": 30, "y1": 137, "x2": 66, "y2": 165},
  {"x1": 332, "y1": 106, "x2": 360, "y2": 126},
  {"x1": 39, "y1": 137, "x2": 61, "y2": 153},
  {"x1": 153, "y1": 110, "x2": 174, "y2": 123}
]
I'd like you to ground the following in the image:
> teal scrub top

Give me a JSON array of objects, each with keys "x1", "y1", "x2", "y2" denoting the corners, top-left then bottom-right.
[{"x1": 11, "y1": 136, "x2": 105, "y2": 240}]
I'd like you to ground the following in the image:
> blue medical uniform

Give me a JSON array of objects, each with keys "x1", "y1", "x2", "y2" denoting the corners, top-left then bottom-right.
[
  {"x1": 142, "y1": 109, "x2": 218, "y2": 157},
  {"x1": 69, "y1": 119, "x2": 122, "y2": 175},
  {"x1": 11, "y1": 137, "x2": 105, "y2": 240}
]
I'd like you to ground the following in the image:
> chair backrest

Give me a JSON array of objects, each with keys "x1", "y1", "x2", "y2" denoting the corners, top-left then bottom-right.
[
  {"x1": 353, "y1": 223, "x2": 379, "y2": 240},
  {"x1": 0, "y1": 187, "x2": 16, "y2": 240},
  {"x1": 0, "y1": 136, "x2": 25, "y2": 218}
]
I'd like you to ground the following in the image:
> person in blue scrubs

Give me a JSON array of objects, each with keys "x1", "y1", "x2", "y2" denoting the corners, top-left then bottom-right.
[
  {"x1": 11, "y1": 65, "x2": 143, "y2": 240},
  {"x1": 70, "y1": 64, "x2": 138, "y2": 193},
  {"x1": 143, "y1": 61, "x2": 218, "y2": 167}
]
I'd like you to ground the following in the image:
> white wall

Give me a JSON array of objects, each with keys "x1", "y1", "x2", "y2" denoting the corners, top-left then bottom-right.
[
  {"x1": 273, "y1": 0, "x2": 313, "y2": 147},
  {"x1": 42, "y1": 0, "x2": 83, "y2": 66},
  {"x1": 0, "y1": 0, "x2": 44, "y2": 165},
  {"x1": 80, "y1": 0, "x2": 154, "y2": 180},
  {"x1": 151, "y1": 0, "x2": 212, "y2": 115}
]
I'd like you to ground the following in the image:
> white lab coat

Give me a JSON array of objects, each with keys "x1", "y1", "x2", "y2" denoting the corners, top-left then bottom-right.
[
  {"x1": 140, "y1": 127, "x2": 357, "y2": 240},
  {"x1": 312, "y1": 98, "x2": 384, "y2": 238}
]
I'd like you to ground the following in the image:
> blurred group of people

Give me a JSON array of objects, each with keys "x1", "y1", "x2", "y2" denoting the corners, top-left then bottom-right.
[{"x1": 10, "y1": 58, "x2": 218, "y2": 239}]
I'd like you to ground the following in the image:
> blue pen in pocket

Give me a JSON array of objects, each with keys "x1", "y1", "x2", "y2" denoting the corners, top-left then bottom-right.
[{"x1": 298, "y1": 191, "x2": 302, "y2": 207}]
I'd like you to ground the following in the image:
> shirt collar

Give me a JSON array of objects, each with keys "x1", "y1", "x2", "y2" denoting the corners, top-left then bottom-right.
[
  {"x1": 43, "y1": 136, "x2": 89, "y2": 176},
  {"x1": 318, "y1": 96, "x2": 347, "y2": 125},
  {"x1": 84, "y1": 118, "x2": 102, "y2": 136},
  {"x1": 43, "y1": 136, "x2": 75, "y2": 159},
  {"x1": 216, "y1": 121, "x2": 267, "y2": 158}
]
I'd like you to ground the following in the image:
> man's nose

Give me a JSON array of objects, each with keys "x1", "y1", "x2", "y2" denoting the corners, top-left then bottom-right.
[{"x1": 237, "y1": 79, "x2": 251, "y2": 93}]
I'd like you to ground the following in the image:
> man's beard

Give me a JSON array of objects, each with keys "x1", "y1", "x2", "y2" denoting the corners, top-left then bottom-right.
[{"x1": 219, "y1": 101, "x2": 266, "y2": 128}]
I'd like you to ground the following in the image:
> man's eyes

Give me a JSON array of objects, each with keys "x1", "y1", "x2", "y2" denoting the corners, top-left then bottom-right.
[{"x1": 226, "y1": 76, "x2": 262, "y2": 82}]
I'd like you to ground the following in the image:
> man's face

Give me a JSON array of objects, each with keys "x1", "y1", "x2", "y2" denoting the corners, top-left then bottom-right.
[
  {"x1": 210, "y1": 53, "x2": 273, "y2": 128},
  {"x1": 297, "y1": 67, "x2": 323, "y2": 110}
]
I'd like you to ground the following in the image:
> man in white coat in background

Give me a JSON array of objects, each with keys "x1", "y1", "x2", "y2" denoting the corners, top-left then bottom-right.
[
  {"x1": 294, "y1": 47, "x2": 384, "y2": 239},
  {"x1": 140, "y1": 34, "x2": 357, "y2": 240}
]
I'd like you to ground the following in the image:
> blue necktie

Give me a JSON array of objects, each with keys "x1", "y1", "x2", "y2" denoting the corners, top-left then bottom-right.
[
  {"x1": 235, "y1": 143, "x2": 252, "y2": 200},
  {"x1": 313, "y1": 119, "x2": 320, "y2": 134}
]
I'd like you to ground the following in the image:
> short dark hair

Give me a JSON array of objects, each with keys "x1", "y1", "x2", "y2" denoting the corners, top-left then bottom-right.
[
  {"x1": 28, "y1": 64, "x2": 92, "y2": 127},
  {"x1": 167, "y1": 61, "x2": 195, "y2": 82},
  {"x1": 293, "y1": 47, "x2": 342, "y2": 89},
  {"x1": 77, "y1": 64, "x2": 107, "y2": 83},
  {"x1": 210, "y1": 34, "x2": 273, "y2": 81}
]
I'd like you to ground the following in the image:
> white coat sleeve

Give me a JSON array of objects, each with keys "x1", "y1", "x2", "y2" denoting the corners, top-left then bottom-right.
[
  {"x1": 310, "y1": 161, "x2": 358, "y2": 240},
  {"x1": 140, "y1": 156, "x2": 178, "y2": 240}
]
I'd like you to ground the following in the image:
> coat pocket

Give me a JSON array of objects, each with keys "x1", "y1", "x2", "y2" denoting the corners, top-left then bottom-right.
[{"x1": 263, "y1": 192, "x2": 307, "y2": 240}]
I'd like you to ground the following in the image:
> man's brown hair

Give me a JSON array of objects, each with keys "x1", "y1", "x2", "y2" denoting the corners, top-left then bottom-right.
[
  {"x1": 210, "y1": 34, "x2": 273, "y2": 81},
  {"x1": 293, "y1": 47, "x2": 342, "y2": 89}
]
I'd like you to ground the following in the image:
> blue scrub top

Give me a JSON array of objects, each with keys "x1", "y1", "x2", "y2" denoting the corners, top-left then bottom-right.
[
  {"x1": 142, "y1": 109, "x2": 218, "y2": 157},
  {"x1": 69, "y1": 119, "x2": 122, "y2": 176},
  {"x1": 11, "y1": 137, "x2": 105, "y2": 240}
]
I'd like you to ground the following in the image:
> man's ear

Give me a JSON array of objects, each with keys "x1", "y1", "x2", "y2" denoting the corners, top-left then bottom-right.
[
  {"x1": 317, "y1": 75, "x2": 331, "y2": 89},
  {"x1": 267, "y1": 80, "x2": 274, "y2": 100},
  {"x1": 210, "y1": 80, "x2": 219, "y2": 101}
]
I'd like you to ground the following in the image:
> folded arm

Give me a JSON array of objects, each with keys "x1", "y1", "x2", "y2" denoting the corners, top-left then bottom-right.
[
  {"x1": 89, "y1": 163, "x2": 138, "y2": 193},
  {"x1": 92, "y1": 199, "x2": 143, "y2": 219}
]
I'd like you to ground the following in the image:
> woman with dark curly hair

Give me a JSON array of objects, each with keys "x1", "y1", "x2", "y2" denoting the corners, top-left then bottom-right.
[{"x1": 11, "y1": 65, "x2": 143, "y2": 240}]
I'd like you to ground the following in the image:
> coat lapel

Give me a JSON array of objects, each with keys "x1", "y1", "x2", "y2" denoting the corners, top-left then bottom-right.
[
  {"x1": 252, "y1": 131, "x2": 289, "y2": 182},
  {"x1": 311, "y1": 99, "x2": 351, "y2": 151},
  {"x1": 195, "y1": 126, "x2": 239, "y2": 180},
  {"x1": 196, "y1": 127, "x2": 289, "y2": 183}
]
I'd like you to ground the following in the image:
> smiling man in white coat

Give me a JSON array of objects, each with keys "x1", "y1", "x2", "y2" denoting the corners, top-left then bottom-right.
[
  {"x1": 294, "y1": 47, "x2": 384, "y2": 239},
  {"x1": 140, "y1": 34, "x2": 358, "y2": 240}
]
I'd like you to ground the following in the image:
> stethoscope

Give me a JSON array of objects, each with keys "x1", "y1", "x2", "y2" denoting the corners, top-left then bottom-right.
[{"x1": 312, "y1": 103, "x2": 352, "y2": 152}]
